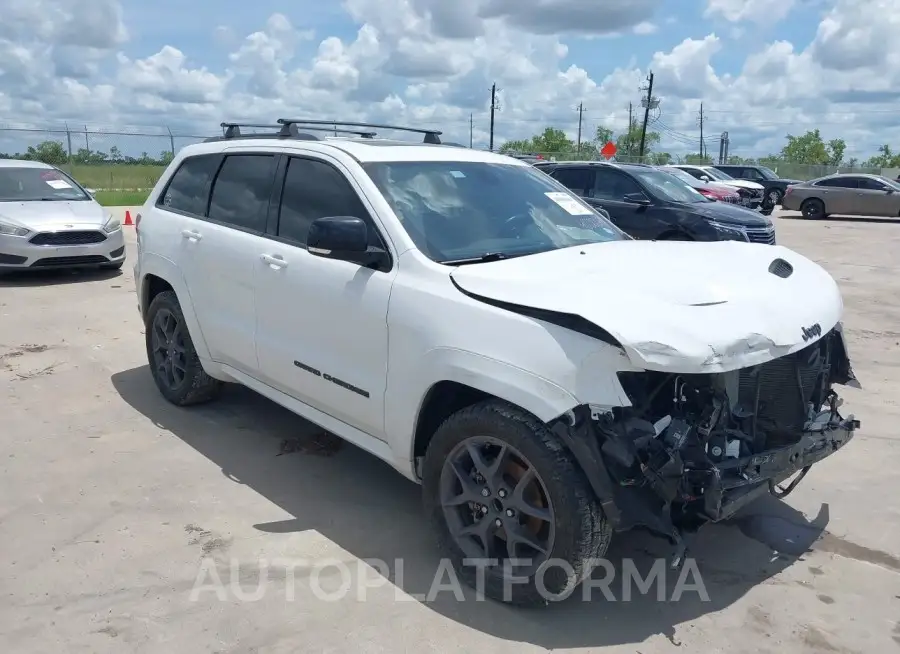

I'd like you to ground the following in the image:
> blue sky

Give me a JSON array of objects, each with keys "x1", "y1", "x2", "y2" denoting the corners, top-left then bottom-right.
[{"x1": 0, "y1": 0, "x2": 897, "y2": 162}]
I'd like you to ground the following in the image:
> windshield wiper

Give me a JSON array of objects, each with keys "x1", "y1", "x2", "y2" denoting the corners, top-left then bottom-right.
[{"x1": 440, "y1": 252, "x2": 518, "y2": 265}]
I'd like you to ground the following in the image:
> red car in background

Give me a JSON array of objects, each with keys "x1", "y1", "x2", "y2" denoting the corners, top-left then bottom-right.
[{"x1": 658, "y1": 166, "x2": 742, "y2": 204}]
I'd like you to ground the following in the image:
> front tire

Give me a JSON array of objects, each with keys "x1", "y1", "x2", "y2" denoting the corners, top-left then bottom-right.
[
  {"x1": 767, "y1": 189, "x2": 783, "y2": 206},
  {"x1": 145, "y1": 290, "x2": 222, "y2": 406},
  {"x1": 422, "y1": 400, "x2": 611, "y2": 606}
]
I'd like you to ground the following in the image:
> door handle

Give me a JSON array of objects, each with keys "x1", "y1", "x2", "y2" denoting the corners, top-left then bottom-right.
[
  {"x1": 260, "y1": 254, "x2": 288, "y2": 269},
  {"x1": 181, "y1": 229, "x2": 202, "y2": 241}
]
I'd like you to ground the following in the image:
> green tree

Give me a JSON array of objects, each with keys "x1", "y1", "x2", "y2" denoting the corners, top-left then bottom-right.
[
  {"x1": 780, "y1": 129, "x2": 845, "y2": 166},
  {"x1": 862, "y1": 144, "x2": 900, "y2": 168},
  {"x1": 684, "y1": 152, "x2": 713, "y2": 164},
  {"x1": 616, "y1": 119, "x2": 659, "y2": 159},
  {"x1": 24, "y1": 140, "x2": 68, "y2": 165}
]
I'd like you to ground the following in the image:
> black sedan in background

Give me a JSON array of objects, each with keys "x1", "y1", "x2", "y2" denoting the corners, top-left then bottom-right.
[{"x1": 534, "y1": 161, "x2": 776, "y2": 244}]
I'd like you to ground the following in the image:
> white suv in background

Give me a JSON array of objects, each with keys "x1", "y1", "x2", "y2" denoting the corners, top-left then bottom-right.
[{"x1": 133, "y1": 119, "x2": 859, "y2": 605}]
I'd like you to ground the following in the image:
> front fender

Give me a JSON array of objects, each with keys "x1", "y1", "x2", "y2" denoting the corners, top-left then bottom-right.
[
  {"x1": 386, "y1": 347, "x2": 581, "y2": 467},
  {"x1": 138, "y1": 252, "x2": 212, "y2": 362}
]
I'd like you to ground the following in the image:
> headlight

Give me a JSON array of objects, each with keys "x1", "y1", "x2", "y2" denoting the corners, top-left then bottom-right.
[
  {"x1": 103, "y1": 215, "x2": 121, "y2": 233},
  {"x1": 0, "y1": 222, "x2": 29, "y2": 237},
  {"x1": 708, "y1": 220, "x2": 748, "y2": 242}
]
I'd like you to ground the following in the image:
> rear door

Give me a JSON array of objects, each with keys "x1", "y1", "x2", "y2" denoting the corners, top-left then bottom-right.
[
  {"x1": 177, "y1": 152, "x2": 277, "y2": 373},
  {"x1": 549, "y1": 166, "x2": 591, "y2": 196},
  {"x1": 815, "y1": 176, "x2": 858, "y2": 215}
]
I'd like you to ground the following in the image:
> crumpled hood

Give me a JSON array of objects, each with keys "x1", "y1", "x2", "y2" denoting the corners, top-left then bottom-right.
[
  {"x1": 718, "y1": 179, "x2": 764, "y2": 191},
  {"x1": 0, "y1": 200, "x2": 105, "y2": 229},
  {"x1": 450, "y1": 240, "x2": 843, "y2": 373}
]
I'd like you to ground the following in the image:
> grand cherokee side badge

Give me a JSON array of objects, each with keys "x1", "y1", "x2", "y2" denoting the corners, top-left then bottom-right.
[{"x1": 801, "y1": 323, "x2": 822, "y2": 341}]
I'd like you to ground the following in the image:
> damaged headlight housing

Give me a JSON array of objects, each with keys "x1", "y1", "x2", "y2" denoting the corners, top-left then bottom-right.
[{"x1": 707, "y1": 220, "x2": 748, "y2": 242}]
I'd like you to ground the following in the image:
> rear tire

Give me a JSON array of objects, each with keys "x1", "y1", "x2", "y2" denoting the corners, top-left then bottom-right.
[
  {"x1": 422, "y1": 400, "x2": 611, "y2": 606},
  {"x1": 145, "y1": 290, "x2": 222, "y2": 406},
  {"x1": 801, "y1": 198, "x2": 825, "y2": 220}
]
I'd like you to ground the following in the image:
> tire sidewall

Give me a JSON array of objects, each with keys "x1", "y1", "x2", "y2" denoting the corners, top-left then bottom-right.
[
  {"x1": 802, "y1": 199, "x2": 824, "y2": 219},
  {"x1": 145, "y1": 292, "x2": 201, "y2": 402},
  {"x1": 422, "y1": 402, "x2": 608, "y2": 605}
]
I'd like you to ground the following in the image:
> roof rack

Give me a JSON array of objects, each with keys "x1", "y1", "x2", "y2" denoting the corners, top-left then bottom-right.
[
  {"x1": 204, "y1": 122, "x2": 377, "y2": 143},
  {"x1": 277, "y1": 118, "x2": 443, "y2": 144}
]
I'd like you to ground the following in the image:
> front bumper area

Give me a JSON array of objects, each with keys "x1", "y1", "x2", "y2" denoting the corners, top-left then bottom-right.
[
  {"x1": 0, "y1": 228, "x2": 126, "y2": 269},
  {"x1": 702, "y1": 413, "x2": 857, "y2": 522}
]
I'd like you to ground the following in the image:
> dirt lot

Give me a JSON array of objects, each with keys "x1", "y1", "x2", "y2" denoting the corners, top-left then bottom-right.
[{"x1": 2, "y1": 211, "x2": 899, "y2": 653}]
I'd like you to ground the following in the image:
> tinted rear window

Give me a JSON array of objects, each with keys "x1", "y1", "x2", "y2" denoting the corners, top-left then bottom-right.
[
  {"x1": 207, "y1": 154, "x2": 277, "y2": 232},
  {"x1": 159, "y1": 155, "x2": 222, "y2": 216}
]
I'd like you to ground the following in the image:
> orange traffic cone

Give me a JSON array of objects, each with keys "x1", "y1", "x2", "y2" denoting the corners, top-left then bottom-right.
[{"x1": 124, "y1": 210, "x2": 133, "y2": 226}]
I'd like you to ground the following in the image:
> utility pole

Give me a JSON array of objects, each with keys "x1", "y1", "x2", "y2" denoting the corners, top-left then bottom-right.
[
  {"x1": 576, "y1": 102, "x2": 584, "y2": 151},
  {"x1": 469, "y1": 113, "x2": 473, "y2": 148},
  {"x1": 628, "y1": 102, "x2": 633, "y2": 156},
  {"x1": 489, "y1": 83, "x2": 497, "y2": 151},
  {"x1": 638, "y1": 71, "x2": 654, "y2": 159},
  {"x1": 698, "y1": 103, "x2": 704, "y2": 159}
]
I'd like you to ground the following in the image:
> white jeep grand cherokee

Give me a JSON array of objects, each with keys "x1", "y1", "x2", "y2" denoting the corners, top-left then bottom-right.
[{"x1": 134, "y1": 119, "x2": 859, "y2": 605}]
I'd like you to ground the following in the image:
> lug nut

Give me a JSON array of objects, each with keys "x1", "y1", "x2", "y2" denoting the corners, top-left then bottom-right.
[
  {"x1": 498, "y1": 489, "x2": 507, "y2": 498},
  {"x1": 494, "y1": 518, "x2": 502, "y2": 527},
  {"x1": 506, "y1": 509, "x2": 515, "y2": 517},
  {"x1": 481, "y1": 505, "x2": 488, "y2": 514},
  {"x1": 481, "y1": 488, "x2": 490, "y2": 497}
]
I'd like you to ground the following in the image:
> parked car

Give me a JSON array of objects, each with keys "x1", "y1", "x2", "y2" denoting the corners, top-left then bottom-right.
[
  {"x1": 0, "y1": 159, "x2": 126, "y2": 272},
  {"x1": 134, "y1": 119, "x2": 859, "y2": 605},
  {"x1": 781, "y1": 173, "x2": 900, "y2": 219},
  {"x1": 670, "y1": 164, "x2": 765, "y2": 209},
  {"x1": 713, "y1": 164, "x2": 802, "y2": 207},
  {"x1": 535, "y1": 160, "x2": 776, "y2": 243},
  {"x1": 657, "y1": 166, "x2": 742, "y2": 203}
]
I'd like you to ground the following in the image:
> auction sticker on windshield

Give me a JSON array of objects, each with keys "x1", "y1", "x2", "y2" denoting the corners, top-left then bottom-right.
[
  {"x1": 46, "y1": 180, "x2": 73, "y2": 189},
  {"x1": 546, "y1": 192, "x2": 592, "y2": 215}
]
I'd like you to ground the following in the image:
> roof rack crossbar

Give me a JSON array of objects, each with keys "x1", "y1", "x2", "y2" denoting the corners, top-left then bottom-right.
[
  {"x1": 277, "y1": 118, "x2": 443, "y2": 144},
  {"x1": 217, "y1": 122, "x2": 376, "y2": 140}
]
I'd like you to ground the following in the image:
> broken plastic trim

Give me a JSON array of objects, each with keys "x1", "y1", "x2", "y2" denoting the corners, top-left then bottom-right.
[{"x1": 450, "y1": 277, "x2": 621, "y2": 347}]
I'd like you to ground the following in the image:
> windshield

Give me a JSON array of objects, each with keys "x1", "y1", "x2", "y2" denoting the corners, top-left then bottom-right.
[
  {"x1": 662, "y1": 167, "x2": 703, "y2": 188},
  {"x1": 758, "y1": 166, "x2": 780, "y2": 180},
  {"x1": 703, "y1": 167, "x2": 734, "y2": 181},
  {"x1": 363, "y1": 161, "x2": 624, "y2": 263},
  {"x1": 630, "y1": 168, "x2": 710, "y2": 204},
  {"x1": 0, "y1": 166, "x2": 89, "y2": 202}
]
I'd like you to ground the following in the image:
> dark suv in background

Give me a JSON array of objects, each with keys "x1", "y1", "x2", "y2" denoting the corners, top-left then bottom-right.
[
  {"x1": 535, "y1": 161, "x2": 776, "y2": 244},
  {"x1": 712, "y1": 164, "x2": 801, "y2": 207}
]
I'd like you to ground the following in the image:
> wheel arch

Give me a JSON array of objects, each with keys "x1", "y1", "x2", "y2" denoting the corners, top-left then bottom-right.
[
  {"x1": 139, "y1": 253, "x2": 212, "y2": 362},
  {"x1": 403, "y1": 350, "x2": 581, "y2": 476}
]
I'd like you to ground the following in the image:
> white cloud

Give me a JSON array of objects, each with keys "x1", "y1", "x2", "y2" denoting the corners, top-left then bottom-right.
[{"x1": 0, "y1": 0, "x2": 899, "y2": 162}]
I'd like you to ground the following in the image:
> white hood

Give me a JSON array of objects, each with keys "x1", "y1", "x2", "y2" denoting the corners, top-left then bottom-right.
[
  {"x1": 717, "y1": 179, "x2": 764, "y2": 191},
  {"x1": 450, "y1": 241, "x2": 843, "y2": 373},
  {"x1": 0, "y1": 200, "x2": 106, "y2": 230}
]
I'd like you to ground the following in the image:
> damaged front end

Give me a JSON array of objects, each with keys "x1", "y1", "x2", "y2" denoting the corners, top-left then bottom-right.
[{"x1": 551, "y1": 325, "x2": 859, "y2": 563}]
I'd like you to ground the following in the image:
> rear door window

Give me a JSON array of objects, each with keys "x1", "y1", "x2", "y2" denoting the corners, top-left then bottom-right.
[
  {"x1": 551, "y1": 167, "x2": 592, "y2": 195},
  {"x1": 207, "y1": 154, "x2": 277, "y2": 232}
]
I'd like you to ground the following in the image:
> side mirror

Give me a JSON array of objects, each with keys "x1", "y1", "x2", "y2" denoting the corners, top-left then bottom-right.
[
  {"x1": 308, "y1": 216, "x2": 368, "y2": 255},
  {"x1": 699, "y1": 175, "x2": 711, "y2": 182},
  {"x1": 623, "y1": 193, "x2": 651, "y2": 206},
  {"x1": 307, "y1": 216, "x2": 390, "y2": 270},
  {"x1": 885, "y1": 188, "x2": 894, "y2": 194},
  {"x1": 85, "y1": 188, "x2": 97, "y2": 196}
]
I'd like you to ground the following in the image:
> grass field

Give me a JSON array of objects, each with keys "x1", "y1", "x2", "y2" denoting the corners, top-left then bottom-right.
[
  {"x1": 62, "y1": 163, "x2": 166, "y2": 190},
  {"x1": 94, "y1": 190, "x2": 151, "y2": 205}
]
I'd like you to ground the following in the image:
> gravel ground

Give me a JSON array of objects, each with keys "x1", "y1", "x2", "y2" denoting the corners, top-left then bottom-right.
[{"x1": 1, "y1": 210, "x2": 898, "y2": 653}]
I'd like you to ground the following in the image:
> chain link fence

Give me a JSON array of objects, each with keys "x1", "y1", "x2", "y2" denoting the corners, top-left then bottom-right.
[
  {"x1": 504, "y1": 150, "x2": 894, "y2": 180},
  {"x1": 0, "y1": 124, "x2": 215, "y2": 190}
]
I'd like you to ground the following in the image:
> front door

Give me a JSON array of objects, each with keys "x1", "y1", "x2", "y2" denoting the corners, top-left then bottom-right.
[
  {"x1": 254, "y1": 154, "x2": 394, "y2": 439},
  {"x1": 857, "y1": 177, "x2": 900, "y2": 216},
  {"x1": 585, "y1": 167, "x2": 656, "y2": 238}
]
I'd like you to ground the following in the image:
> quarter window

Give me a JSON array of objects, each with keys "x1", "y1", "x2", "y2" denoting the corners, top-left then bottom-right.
[
  {"x1": 591, "y1": 168, "x2": 642, "y2": 200},
  {"x1": 158, "y1": 154, "x2": 221, "y2": 216},
  {"x1": 551, "y1": 168, "x2": 592, "y2": 195},
  {"x1": 207, "y1": 154, "x2": 277, "y2": 232}
]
